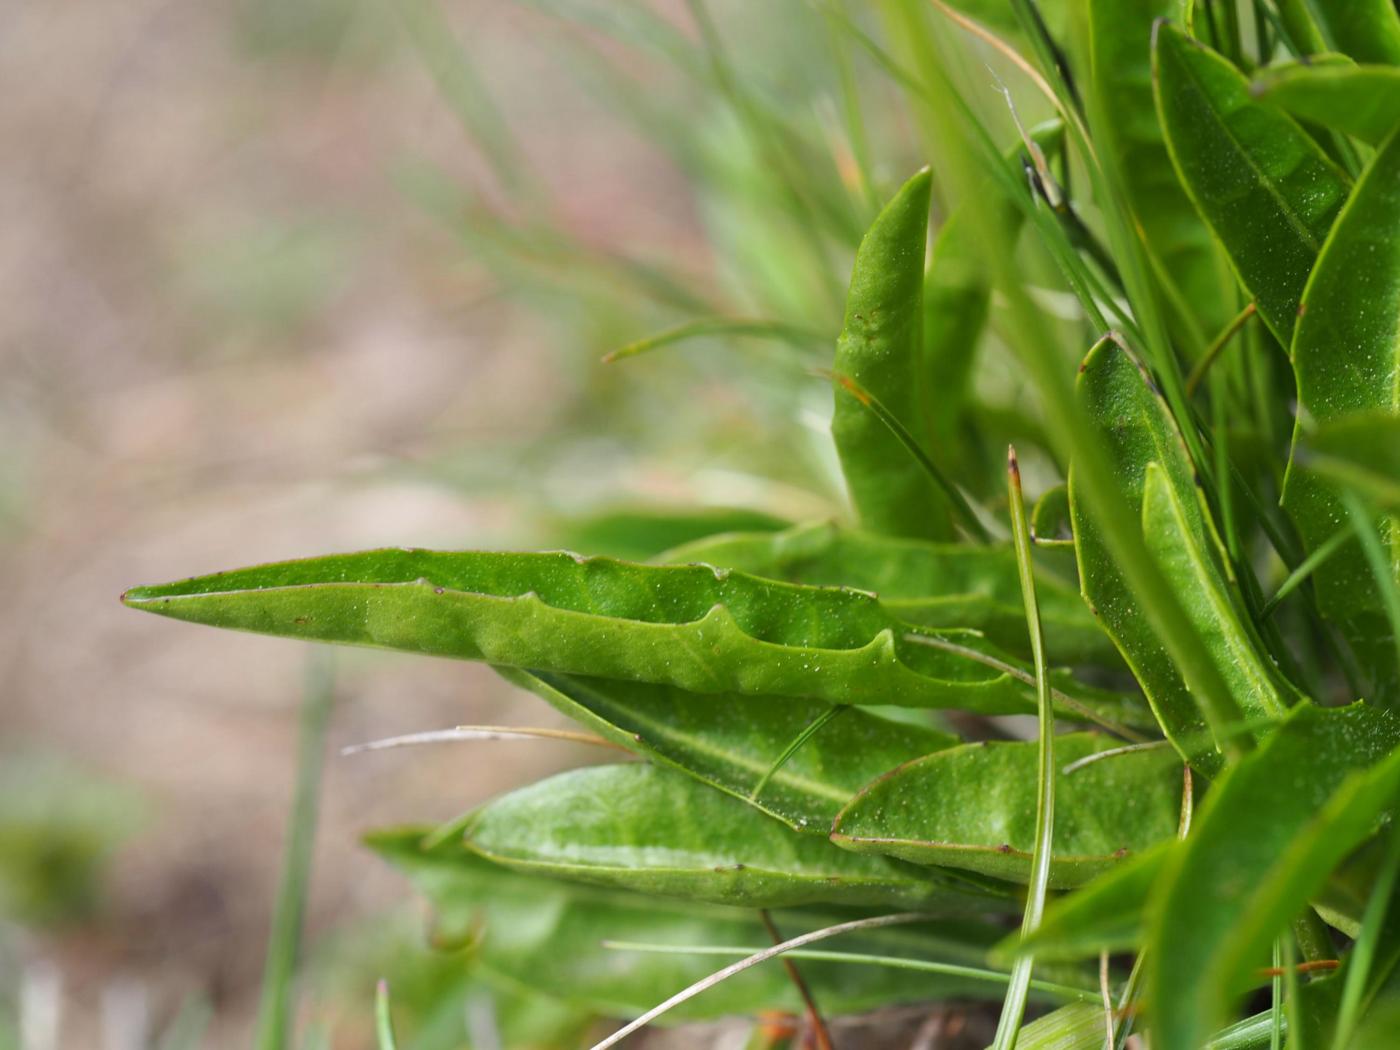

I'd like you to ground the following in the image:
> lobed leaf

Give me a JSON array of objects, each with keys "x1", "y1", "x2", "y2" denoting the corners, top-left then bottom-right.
[
  {"x1": 1283, "y1": 129, "x2": 1400, "y2": 705},
  {"x1": 461, "y1": 763, "x2": 1016, "y2": 910},
  {"x1": 1153, "y1": 21, "x2": 1351, "y2": 346},
  {"x1": 661, "y1": 520, "x2": 1119, "y2": 665},
  {"x1": 831, "y1": 732, "x2": 1184, "y2": 888},
  {"x1": 1252, "y1": 62, "x2": 1400, "y2": 148},
  {"x1": 832, "y1": 168, "x2": 952, "y2": 539},
  {"x1": 367, "y1": 827, "x2": 1032, "y2": 1019},
  {"x1": 122, "y1": 548, "x2": 1136, "y2": 717},
  {"x1": 1146, "y1": 702, "x2": 1400, "y2": 1050}
]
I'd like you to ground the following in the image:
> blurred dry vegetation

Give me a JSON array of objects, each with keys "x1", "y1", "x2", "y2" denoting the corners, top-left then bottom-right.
[{"x1": 0, "y1": 0, "x2": 1020, "y2": 1045}]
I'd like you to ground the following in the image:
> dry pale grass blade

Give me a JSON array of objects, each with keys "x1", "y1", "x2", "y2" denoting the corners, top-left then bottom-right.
[
  {"x1": 340, "y1": 725, "x2": 624, "y2": 756},
  {"x1": 585, "y1": 912, "x2": 937, "y2": 1050},
  {"x1": 1062, "y1": 740, "x2": 1171, "y2": 776}
]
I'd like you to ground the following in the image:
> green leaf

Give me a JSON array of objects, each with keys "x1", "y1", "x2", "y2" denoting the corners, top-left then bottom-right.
[
  {"x1": 991, "y1": 1002, "x2": 1110, "y2": 1050},
  {"x1": 919, "y1": 205, "x2": 994, "y2": 466},
  {"x1": 500, "y1": 668, "x2": 959, "y2": 833},
  {"x1": 1140, "y1": 462, "x2": 1293, "y2": 720},
  {"x1": 661, "y1": 521, "x2": 1119, "y2": 665},
  {"x1": 122, "y1": 549, "x2": 1133, "y2": 718},
  {"x1": 1252, "y1": 62, "x2": 1400, "y2": 147},
  {"x1": 1303, "y1": 411, "x2": 1400, "y2": 515},
  {"x1": 1146, "y1": 702, "x2": 1400, "y2": 1050},
  {"x1": 1009, "y1": 843, "x2": 1171, "y2": 963},
  {"x1": 1283, "y1": 130, "x2": 1400, "y2": 705},
  {"x1": 1309, "y1": 0, "x2": 1400, "y2": 66},
  {"x1": 915, "y1": 121, "x2": 1061, "y2": 483},
  {"x1": 367, "y1": 827, "x2": 1029, "y2": 1019},
  {"x1": 1153, "y1": 20, "x2": 1351, "y2": 345},
  {"x1": 462, "y1": 763, "x2": 1015, "y2": 910},
  {"x1": 547, "y1": 505, "x2": 790, "y2": 562},
  {"x1": 832, "y1": 168, "x2": 953, "y2": 540},
  {"x1": 831, "y1": 732, "x2": 1184, "y2": 888},
  {"x1": 1088, "y1": 0, "x2": 1233, "y2": 344},
  {"x1": 1070, "y1": 339, "x2": 1254, "y2": 766},
  {"x1": 1031, "y1": 484, "x2": 1073, "y2": 545}
]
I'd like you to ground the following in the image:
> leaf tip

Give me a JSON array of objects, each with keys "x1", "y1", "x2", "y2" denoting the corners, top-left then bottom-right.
[{"x1": 121, "y1": 585, "x2": 156, "y2": 608}]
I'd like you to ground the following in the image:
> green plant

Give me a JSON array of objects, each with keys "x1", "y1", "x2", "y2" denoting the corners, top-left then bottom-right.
[{"x1": 124, "y1": 1, "x2": 1400, "y2": 1046}]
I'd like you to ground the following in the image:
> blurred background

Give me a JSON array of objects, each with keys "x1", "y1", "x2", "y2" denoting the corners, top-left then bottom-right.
[{"x1": 0, "y1": 1, "x2": 1049, "y2": 1045}]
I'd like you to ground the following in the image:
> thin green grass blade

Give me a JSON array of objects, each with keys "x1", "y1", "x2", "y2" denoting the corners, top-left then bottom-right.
[
  {"x1": 603, "y1": 318, "x2": 828, "y2": 364},
  {"x1": 748, "y1": 705, "x2": 847, "y2": 802},
  {"x1": 1331, "y1": 823, "x2": 1400, "y2": 1049},
  {"x1": 991, "y1": 447, "x2": 1057, "y2": 1050},
  {"x1": 253, "y1": 653, "x2": 335, "y2": 1050},
  {"x1": 829, "y1": 369, "x2": 992, "y2": 542},
  {"x1": 1272, "y1": 940, "x2": 1284, "y2": 1050},
  {"x1": 374, "y1": 979, "x2": 399, "y2": 1050},
  {"x1": 395, "y1": 0, "x2": 539, "y2": 202},
  {"x1": 1260, "y1": 528, "x2": 1352, "y2": 619}
]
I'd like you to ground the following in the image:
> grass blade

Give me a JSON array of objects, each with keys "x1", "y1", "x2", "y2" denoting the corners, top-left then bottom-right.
[
  {"x1": 374, "y1": 979, "x2": 399, "y2": 1050},
  {"x1": 253, "y1": 653, "x2": 335, "y2": 1050},
  {"x1": 585, "y1": 912, "x2": 936, "y2": 1049},
  {"x1": 596, "y1": 943, "x2": 1097, "y2": 1002},
  {"x1": 827, "y1": 369, "x2": 992, "y2": 542},
  {"x1": 1260, "y1": 528, "x2": 1352, "y2": 619},
  {"x1": 990, "y1": 447, "x2": 1056, "y2": 1049},
  {"x1": 1185, "y1": 302, "x2": 1257, "y2": 396},
  {"x1": 602, "y1": 318, "x2": 828, "y2": 364},
  {"x1": 748, "y1": 705, "x2": 847, "y2": 802},
  {"x1": 1331, "y1": 822, "x2": 1400, "y2": 1049},
  {"x1": 340, "y1": 724, "x2": 622, "y2": 755}
]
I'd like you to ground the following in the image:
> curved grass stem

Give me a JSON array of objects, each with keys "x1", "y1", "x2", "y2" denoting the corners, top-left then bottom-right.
[{"x1": 1186, "y1": 302, "x2": 1258, "y2": 396}]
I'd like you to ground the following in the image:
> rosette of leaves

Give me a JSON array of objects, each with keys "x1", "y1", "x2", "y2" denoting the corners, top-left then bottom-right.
[{"x1": 125, "y1": 1, "x2": 1400, "y2": 1046}]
